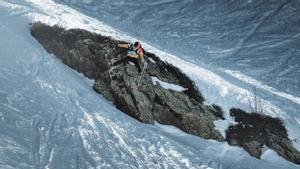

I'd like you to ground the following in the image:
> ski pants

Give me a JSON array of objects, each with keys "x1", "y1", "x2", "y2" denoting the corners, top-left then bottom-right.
[{"x1": 113, "y1": 56, "x2": 142, "y2": 72}]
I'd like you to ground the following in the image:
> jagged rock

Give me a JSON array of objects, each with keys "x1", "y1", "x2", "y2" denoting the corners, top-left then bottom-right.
[
  {"x1": 30, "y1": 22, "x2": 224, "y2": 141},
  {"x1": 93, "y1": 79, "x2": 114, "y2": 101},
  {"x1": 30, "y1": 22, "x2": 300, "y2": 164},
  {"x1": 243, "y1": 141, "x2": 263, "y2": 158},
  {"x1": 211, "y1": 104, "x2": 225, "y2": 120},
  {"x1": 226, "y1": 108, "x2": 300, "y2": 164}
]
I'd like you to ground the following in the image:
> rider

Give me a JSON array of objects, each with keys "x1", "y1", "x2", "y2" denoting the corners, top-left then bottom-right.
[{"x1": 113, "y1": 41, "x2": 144, "y2": 72}]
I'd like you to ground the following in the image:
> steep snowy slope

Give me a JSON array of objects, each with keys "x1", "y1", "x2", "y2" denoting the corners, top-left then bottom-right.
[
  {"x1": 0, "y1": 0, "x2": 299, "y2": 169},
  {"x1": 55, "y1": 0, "x2": 300, "y2": 140},
  {"x1": 54, "y1": 0, "x2": 300, "y2": 97},
  {"x1": 53, "y1": 0, "x2": 300, "y2": 154}
]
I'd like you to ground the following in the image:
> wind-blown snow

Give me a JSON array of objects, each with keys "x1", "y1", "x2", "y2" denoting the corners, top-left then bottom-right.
[{"x1": 0, "y1": 0, "x2": 299, "y2": 168}]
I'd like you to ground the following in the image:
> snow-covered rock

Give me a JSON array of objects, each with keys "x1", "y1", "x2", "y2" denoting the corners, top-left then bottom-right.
[{"x1": 30, "y1": 22, "x2": 224, "y2": 141}]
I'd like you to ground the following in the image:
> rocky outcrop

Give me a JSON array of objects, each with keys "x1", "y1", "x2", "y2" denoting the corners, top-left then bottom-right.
[
  {"x1": 226, "y1": 108, "x2": 300, "y2": 164},
  {"x1": 30, "y1": 22, "x2": 300, "y2": 164},
  {"x1": 30, "y1": 22, "x2": 224, "y2": 141}
]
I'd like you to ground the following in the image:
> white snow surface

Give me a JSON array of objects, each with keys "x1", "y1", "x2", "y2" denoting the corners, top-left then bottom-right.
[
  {"x1": 51, "y1": 0, "x2": 300, "y2": 142},
  {"x1": 151, "y1": 77, "x2": 186, "y2": 92},
  {"x1": 54, "y1": 0, "x2": 300, "y2": 98},
  {"x1": 0, "y1": 0, "x2": 299, "y2": 169}
]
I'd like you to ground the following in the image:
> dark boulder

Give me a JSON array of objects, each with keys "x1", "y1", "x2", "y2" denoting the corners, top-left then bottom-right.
[
  {"x1": 211, "y1": 104, "x2": 225, "y2": 120},
  {"x1": 226, "y1": 108, "x2": 300, "y2": 164}
]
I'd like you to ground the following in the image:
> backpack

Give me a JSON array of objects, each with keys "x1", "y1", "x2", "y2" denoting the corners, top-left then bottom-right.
[{"x1": 128, "y1": 44, "x2": 143, "y2": 59}]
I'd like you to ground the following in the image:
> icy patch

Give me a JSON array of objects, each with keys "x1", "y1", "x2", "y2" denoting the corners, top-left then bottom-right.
[{"x1": 151, "y1": 76, "x2": 186, "y2": 92}]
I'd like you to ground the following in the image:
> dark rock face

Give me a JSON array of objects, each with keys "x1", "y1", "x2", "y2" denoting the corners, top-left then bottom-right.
[
  {"x1": 211, "y1": 104, "x2": 225, "y2": 120},
  {"x1": 30, "y1": 22, "x2": 224, "y2": 141},
  {"x1": 226, "y1": 108, "x2": 300, "y2": 164}
]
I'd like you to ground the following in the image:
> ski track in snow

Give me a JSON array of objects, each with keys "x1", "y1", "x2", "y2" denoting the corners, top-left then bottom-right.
[{"x1": 0, "y1": 0, "x2": 299, "y2": 168}]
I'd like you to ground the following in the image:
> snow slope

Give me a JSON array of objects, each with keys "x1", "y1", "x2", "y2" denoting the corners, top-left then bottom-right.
[
  {"x1": 54, "y1": 0, "x2": 300, "y2": 149},
  {"x1": 54, "y1": 0, "x2": 300, "y2": 98},
  {"x1": 0, "y1": 0, "x2": 299, "y2": 168}
]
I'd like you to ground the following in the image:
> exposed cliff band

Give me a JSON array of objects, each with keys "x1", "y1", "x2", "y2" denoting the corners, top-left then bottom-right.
[{"x1": 30, "y1": 22, "x2": 300, "y2": 164}]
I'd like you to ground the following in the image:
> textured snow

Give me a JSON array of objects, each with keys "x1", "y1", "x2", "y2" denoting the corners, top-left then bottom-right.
[
  {"x1": 0, "y1": 0, "x2": 299, "y2": 169},
  {"x1": 54, "y1": 0, "x2": 300, "y2": 97},
  {"x1": 224, "y1": 70, "x2": 300, "y2": 106},
  {"x1": 151, "y1": 76, "x2": 186, "y2": 92},
  {"x1": 53, "y1": 0, "x2": 300, "y2": 148}
]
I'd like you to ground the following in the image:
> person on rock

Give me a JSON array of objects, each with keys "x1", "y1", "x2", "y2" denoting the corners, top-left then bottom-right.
[{"x1": 113, "y1": 41, "x2": 145, "y2": 73}]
